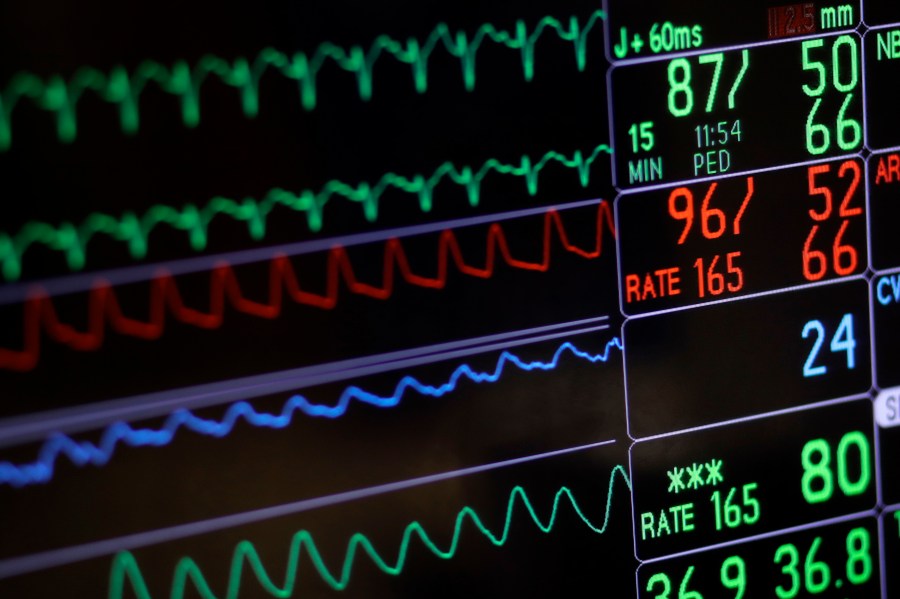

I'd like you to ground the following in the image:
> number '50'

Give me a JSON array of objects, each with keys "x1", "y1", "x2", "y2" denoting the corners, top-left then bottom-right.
[{"x1": 801, "y1": 35, "x2": 861, "y2": 155}]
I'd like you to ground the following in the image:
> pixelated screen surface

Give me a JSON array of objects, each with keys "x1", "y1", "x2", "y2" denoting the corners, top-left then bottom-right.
[{"x1": 0, "y1": 1, "x2": 897, "y2": 596}]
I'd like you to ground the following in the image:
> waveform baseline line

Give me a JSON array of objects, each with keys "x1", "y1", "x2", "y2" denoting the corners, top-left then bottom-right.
[
  {"x1": 0, "y1": 10, "x2": 606, "y2": 151},
  {"x1": 0, "y1": 336, "x2": 622, "y2": 487},
  {"x1": 108, "y1": 465, "x2": 631, "y2": 599},
  {"x1": 0, "y1": 143, "x2": 611, "y2": 282},
  {"x1": 0, "y1": 319, "x2": 609, "y2": 447},
  {"x1": 0, "y1": 202, "x2": 614, "y2": 372},
  {"x1": 0, "y1": 197, "x2": 606, "y2": 306},
  {"x1": 0, "y1": 441, "x2": 617, "y2": 580}
]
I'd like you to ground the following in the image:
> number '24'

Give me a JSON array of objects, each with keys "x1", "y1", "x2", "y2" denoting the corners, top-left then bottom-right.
[{"x1": 802, "y1": 313, "x2": 856, "y2": 377}]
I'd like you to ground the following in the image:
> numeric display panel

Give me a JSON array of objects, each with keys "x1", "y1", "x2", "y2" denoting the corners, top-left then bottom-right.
[{"x1": 611, "y1": 34, "x2": 864, "y2": 188}]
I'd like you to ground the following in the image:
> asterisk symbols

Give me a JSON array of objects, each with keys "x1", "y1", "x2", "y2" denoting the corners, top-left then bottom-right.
[
  {"x1": 705, "y1": 459, "x2": 724, "y2": 486},
  {"x1": 667, "y1": 466, "x2": 686, "y2": 494},
  {"x1": 686, "y1": 463, "x2": 704, "y2": 489},
  {"x1": 665, "y1": 459, "x2": 725, "y2": 494}
]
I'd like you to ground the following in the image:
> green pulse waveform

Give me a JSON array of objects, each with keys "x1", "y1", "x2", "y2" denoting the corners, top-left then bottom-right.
[
  {"x1": 0, "y1": 143, "x2": 611, "y2": 281},
  {"x1": 0, "y1": 10, "x2": 605, "y2": 150},
  {"x1": 108, "y1": 465, "x2": 630, "y2": 599}
]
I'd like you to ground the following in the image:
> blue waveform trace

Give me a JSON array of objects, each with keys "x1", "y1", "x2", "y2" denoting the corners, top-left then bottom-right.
[{"x1": 0, "y1": 336, "x2": 622, "y2": 488}]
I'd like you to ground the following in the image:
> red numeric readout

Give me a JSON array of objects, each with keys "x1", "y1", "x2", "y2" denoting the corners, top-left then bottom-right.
[
  {"x1": 670, "y1": 179, "x2": 752, "y2": 299},
  {"x1": 802, "y1": 160, "x2": 864, "y2": 281},
  {"x1": 624, "y1": 178, "x2": 753, "y2": 305},
  {"x1": 767, "y1": 3, "x2": 816, "y2": 40},
  {"x1": 617, "y1": 159, "x2": 866, "y2": 315},
  {"x1": 668, "y1": 179, "x2": 754, "y2": 244},
  {"x1": 694, "y1": 251, "x2": 743, "y2": 298}
]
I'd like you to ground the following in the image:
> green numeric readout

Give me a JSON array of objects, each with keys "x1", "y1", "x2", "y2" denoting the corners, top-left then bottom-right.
[
  {"x1": 800, "y1": 432, "x2": 871, "y2": 504},
  {"x1": 710, "y1": 483, "x2": 760, "y2": 531},
  {"x1": 611, "y1": 34, "x2": 864, "y2": 188},
  {"x1": 666, "y1": 50, "x2": 749, "y2": 118},
  {"x1": 646, "y1": 557, "x2": 747, "y2": 599},
  {"x1": 630, "y1": 400, "x2": 875, "y2": 560},
  {"x1": 800, "y1": 35, "x2": 862, "y2": 155},
  {"x1": 640, "y1": 520, "x2": 879, "y2": 599},
  {"x1": 886, "y1": 510, "x2": 900, "y2": 596}
]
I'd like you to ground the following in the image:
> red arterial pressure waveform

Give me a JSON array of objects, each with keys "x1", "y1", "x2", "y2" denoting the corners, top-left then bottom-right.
[{"x1": 0, "y1": 203, "x2": 613, "y2": 372}]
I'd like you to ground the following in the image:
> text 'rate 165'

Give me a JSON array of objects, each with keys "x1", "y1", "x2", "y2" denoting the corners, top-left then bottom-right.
[{"x1": 616, "y1": 157, "x2": 866, "y2": 314}]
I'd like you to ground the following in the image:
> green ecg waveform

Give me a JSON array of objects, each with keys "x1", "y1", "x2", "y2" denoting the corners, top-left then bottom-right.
[
  {"x1": 108, "y1": 465, "x2": 630, "y2": 599},
  {"x1": 0, "y1": 10, "x2": 605, "y2": 150},
  {"x1": 0, "y1": 143, "x2": 611, "y2": 281}
]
